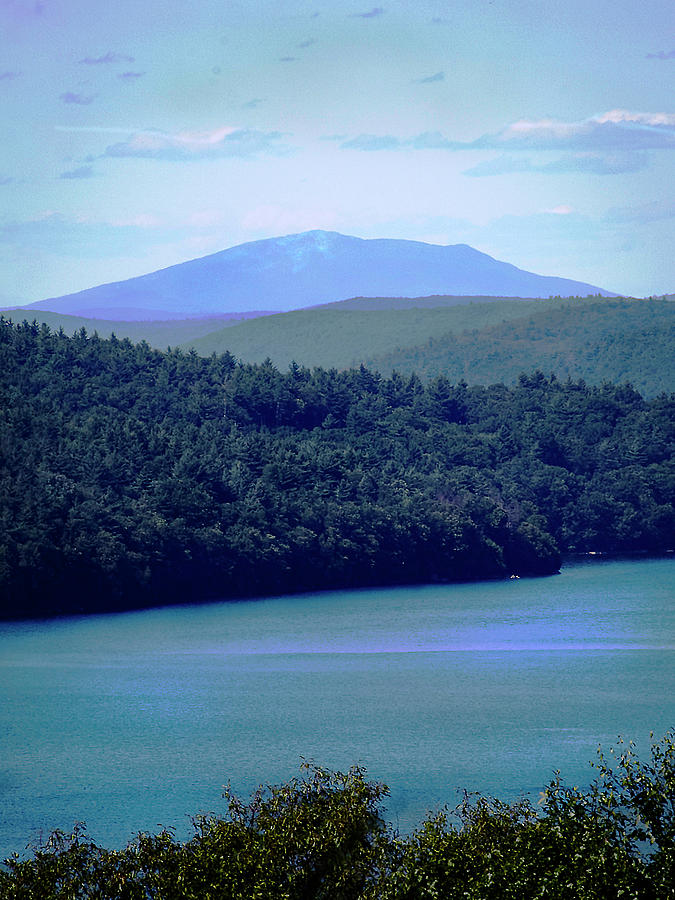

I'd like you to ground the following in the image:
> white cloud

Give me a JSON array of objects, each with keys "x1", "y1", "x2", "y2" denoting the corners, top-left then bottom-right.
[
  {"x1": 103, "y1": 126, "x2": 290, "y2": 160},
  {"x1": 544, "y1": 205, "x2": 574, "y2": 215},
  {"x1": 471, "y1": 111, "x2": 675, "y2": 151},
  {"x1": 595, "y1": 110, "x2": 675, "y2": 126},
  {"x1": 340, "y1": 110, "x2": 675, "y2": 158}
]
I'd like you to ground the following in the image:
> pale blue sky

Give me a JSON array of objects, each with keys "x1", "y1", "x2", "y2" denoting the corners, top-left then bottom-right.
[{"x1": 1, "y1": 0, "x2": 673, "y2": 303}]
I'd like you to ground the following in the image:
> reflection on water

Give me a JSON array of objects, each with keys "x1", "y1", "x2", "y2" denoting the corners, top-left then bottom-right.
[{"x1": 1, "y1": 557, "x2": 673, "y2": 857}]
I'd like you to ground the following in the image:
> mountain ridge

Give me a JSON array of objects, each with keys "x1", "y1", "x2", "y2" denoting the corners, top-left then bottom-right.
[{"x1": 11, "y1": 231, "x2": 616, "y2": 320}]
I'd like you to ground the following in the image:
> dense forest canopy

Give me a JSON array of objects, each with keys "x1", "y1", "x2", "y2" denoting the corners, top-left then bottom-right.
[{"x1": 0, "y1": 317, "x2": 673, "y2": 619}]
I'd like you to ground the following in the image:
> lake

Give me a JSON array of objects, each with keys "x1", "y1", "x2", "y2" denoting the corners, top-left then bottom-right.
[{"x1": 1, "y1": 556, "x2": 673, "y2": 860}]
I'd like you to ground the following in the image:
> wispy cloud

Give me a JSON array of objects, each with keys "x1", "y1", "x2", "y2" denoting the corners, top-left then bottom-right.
[
  {"x1": 0, "y1": 175, "x2": 13, "y2": 185},
  {"x1": 279, "y1": 56, "x2": 297, "y2": 62},
  {"x1": 1, "y1": 1, "x2": 46, "y2": 22},
  {"x1": 60, "y1": 91, "x2": 96, "y2": 105},
  {"x1": 55, "y1": 125, "x2": 141, "y2": 135},
  {"x1": 242, "y1": 98, "x2": 264, "y2": 109},
  {"x1": 462, "y1": 156, "x2": 533, "y2": 176},
  {"x1": 605, "y1": 199, "x2": 675, "y2": 223},
  {"x1": 646, "y1": 49, "x2": 675, "y2": 60},
  {"x1": 0, "y1": 70, "x2": 20, "y2": 80},
  {"x1": 0, "y1": 210, "x2": 237, "y2": 264},
  {"x1": 464, "y1": 150, "x2": 650, "y2": 176},
  {"x1": 78, "y1": 52, "x2": 134, "y2": 65},
  {"x1": 409, "y1": 131, "x2": 453, "y2": 149},
  {"x1": 0, "y1": 212, "x2": 167, "y2": 257},
  {"x1": 417, "y1": 71, "x2": 445, "y2": 84},
  {"x1": 544, "y1": 205, "x2": 574, "y2": 215},
  {"x1": 118, "y1": 71, "x2": 144, "y2": 80},
  {"x1": 340, "y1": 131, "x2": 452, "y2": 151},
  {"x1": 340, "y1": 111, "x2": 675, "y2": 156},
  {"x1": 351, "y1": 7, "x2": 384, "y2": 18},
  {"x1": 59, "y1": 165, "x2": 95, "y2": 179},
  {"x1": 103, "y1": 126, "x2": 289, "y2": 161},
  {"x1": 467, "y1": 110, "x2": 675, "y2": 152},
  {"x1": 341, "y1": 133, "x2": 402, "y2": 151},
  {"x1": 297, "y1": 39, "x2": 316, "y2": 49}
]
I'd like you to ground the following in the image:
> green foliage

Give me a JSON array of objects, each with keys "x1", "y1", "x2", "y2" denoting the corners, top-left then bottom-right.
[
  {"x1": 0, "y1": 317, "x2": 673, "y2": 618},
  {"x1": 3, "y1": 735, "x2": 675, "y2": 899}
]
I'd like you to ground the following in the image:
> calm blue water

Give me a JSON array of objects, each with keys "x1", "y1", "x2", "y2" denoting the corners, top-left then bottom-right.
[{"x1": 1, "y1": 557, "x2": 673, "y2": 859}]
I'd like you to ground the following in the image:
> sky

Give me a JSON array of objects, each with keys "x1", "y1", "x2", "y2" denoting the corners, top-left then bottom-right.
[{"x1": 1, "y1": 0, "x2": 674, "y2": 305}]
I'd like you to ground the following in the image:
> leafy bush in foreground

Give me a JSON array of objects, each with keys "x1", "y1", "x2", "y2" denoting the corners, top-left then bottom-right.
[{"x1": 2, "y1": 732, "x2": 674, "y2": 899}]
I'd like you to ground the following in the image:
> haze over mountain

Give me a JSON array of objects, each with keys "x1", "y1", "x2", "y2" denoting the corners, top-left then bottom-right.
[{"x1": 15, "y1": 232, "x2": 614, "y2": 321}]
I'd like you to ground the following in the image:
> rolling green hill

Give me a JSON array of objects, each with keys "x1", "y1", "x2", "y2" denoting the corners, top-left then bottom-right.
[
  {"x1": 7, "y1": 296, "x2": 673, "y2": 397},
  {"x1": 365, "y1": 298, "x2": 675, "y2": 398},
  {"x1": 183, "y1": 296, "x2": 673, "y2": 397},
  {"x1": 182, "y1": 296, "x2": 579, "y2": 367}
]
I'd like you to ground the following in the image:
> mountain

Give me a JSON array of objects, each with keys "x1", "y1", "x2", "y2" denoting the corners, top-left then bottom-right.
[{"x1": 15, "y1": 231, "x2": 614, "y2": 320}]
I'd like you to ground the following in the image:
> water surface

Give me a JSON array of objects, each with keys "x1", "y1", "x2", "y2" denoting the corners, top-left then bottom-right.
[{"x1": 1, "y1": 557, "x2": 673, "y2": 858}]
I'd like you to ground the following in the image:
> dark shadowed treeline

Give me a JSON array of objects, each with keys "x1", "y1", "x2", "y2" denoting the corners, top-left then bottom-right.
[{"x1": 0, "y1": 318, "x2": 673, "y2": 619}]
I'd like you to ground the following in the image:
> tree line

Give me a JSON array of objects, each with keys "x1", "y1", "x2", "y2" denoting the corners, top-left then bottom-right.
[{"x1": 0, "y1": 318, "x2": 672, "y2": 618}]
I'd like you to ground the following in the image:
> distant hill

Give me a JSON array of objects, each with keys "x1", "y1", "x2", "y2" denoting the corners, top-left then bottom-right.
[
  {"x1": 180, "y1": 296, "x2": 673, "y2": 398},
  {"x1": 364, "y1": 298, "x2": 674, "y2": 397},
  {"x1": 13, "y1": 231, "x2": 614, "y2": 319},
  {"x1": 8, "y1": 294, "x2": 672, "y2": 397},
  {"x1": 0, "y1": 295, "x2": 589, "y2": 356},
  {"x1": 184, "y1": 296, "x2": 558, "y2": 367}
]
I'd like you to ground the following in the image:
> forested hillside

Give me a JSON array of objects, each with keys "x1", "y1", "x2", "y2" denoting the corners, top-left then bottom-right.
[
  {"x1": 183, "y1": 296, "x2": 543, "y2": 366},
  {"x1": 1, "y1": 318, "x2": 673, "y2": 619},
  {"x1": 6, "y1": 297, "x2": 673, "y2": 397},
  {"x1": 184, "y1": 297, "x2": 673, "y2": 396},
  {"x1": 366, "y1": 298, "x2": 675, "y2": 396}
]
